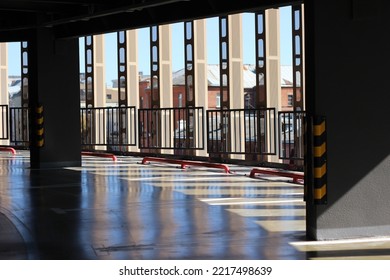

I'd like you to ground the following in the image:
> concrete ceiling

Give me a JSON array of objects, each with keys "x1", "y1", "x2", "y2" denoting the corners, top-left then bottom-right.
[{"x1": 0, "y1": 0, "x2": 298, "y2": 40}]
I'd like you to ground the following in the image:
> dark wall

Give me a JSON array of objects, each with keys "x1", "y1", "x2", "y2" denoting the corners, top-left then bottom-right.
[
  {"x1": 29, "y1": 28, "x2": 81, "y2": 168},
  {"x1": 306, "y1": 0, "x2": 390, "y2": 239}
]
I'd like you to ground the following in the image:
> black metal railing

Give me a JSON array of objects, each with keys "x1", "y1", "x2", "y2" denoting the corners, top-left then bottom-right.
[
  {"x1": 3, "y1": 104, "x2": 307, "y2": 163},
  {"x1": 0, "y1": 105, "x2": 9, "y2": 140},
  {"x1": 80, "y1": 106, "x2": 137, "y2": 150},
  {"x1": 206, "y1": 108, "x2": 277, "y2": 155},
  {"x1": 9, "y1": 107, "x2": 29, "y2": 147},
  {"x1": 138, "y1": 107, "x2": 204, "y2": 150},
  {"x1": 278, "y1": 111, "x2": 306, "y2": 161}
]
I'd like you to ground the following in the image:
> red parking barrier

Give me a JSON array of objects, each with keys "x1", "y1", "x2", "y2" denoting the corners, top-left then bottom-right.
[
  {"x1": 0, "y1": 147, "x2": 16, "y2": 155},
  {"x1": 249, "y1": 168, "x2": 304, "y2": 184},
  {"x1": 141, "y1": 157, "x2": 232, "y2": 174},
  {"x1": 82, "y1": 151, "x2": 117, "y2": 161}
]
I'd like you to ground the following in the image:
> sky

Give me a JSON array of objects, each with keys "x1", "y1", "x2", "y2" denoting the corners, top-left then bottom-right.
[{"x1": 7, "y1": 6, "x2": 292, "y2": 86}]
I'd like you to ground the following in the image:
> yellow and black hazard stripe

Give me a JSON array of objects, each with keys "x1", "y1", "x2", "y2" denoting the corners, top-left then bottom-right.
[
  {"x1": 313, "y1": 116, "x2": 327, "y2": 204},
  {"x1": 36, "y1": 105, "x2": 44, "y2": 148}
]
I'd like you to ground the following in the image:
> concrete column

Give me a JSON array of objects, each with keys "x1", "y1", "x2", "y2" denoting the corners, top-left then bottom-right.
[
  {"x1": 127, "y1": 30, "x2": 140, "y2": 153},
  {"x1": 29, "y1": 28, "x2": 81, "y2": 168},
  {"x1": 94, "y1": 35, "x2": 106, "y2": 107},
  {"x1": 265, "y1": 9, "x2": 281, "y2": 162},
  {"x1": 194, "y1": 19, "x2": 209, "y2": 157},
  {"x1": 0, "y1": 43, "x2": 9, "y2": 146},
  {"x1": 159, "y1": 24, "x2": 173, "y2": 154},
  {"x1": 305, "y1": 0, "x2": 390, "y2": 240},
  {"x1": 229, "y1": 14, "x2": 245, "y2": 160},
  {"x1": 93, "y1": 35, "x2": 106, "y2": 150}
]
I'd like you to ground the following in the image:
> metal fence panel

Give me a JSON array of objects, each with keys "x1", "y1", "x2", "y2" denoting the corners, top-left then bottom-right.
[
  {"x1": 10, "y1": 107, "x2": 29, "y2": 146},
  {"x1": 138, "y1": 107, "x2": 204, "y2": 150},
  {"x1": 207, "y1": 108, "x2": 277, "y2": 155},
  {"x1": 278, "y1": 111, "x2": 306, "y2": 160},
  {"x1": 81, "y1": 106, "x2": 137, "y2": 149}
]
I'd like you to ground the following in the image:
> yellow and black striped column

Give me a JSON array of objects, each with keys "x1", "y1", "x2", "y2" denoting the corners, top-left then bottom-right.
[
  {"x1": 313, "y1": 116, "x2": 327, "y2": 204},
  {"x1": 35, "y1": 105, "x2": 44, "y2": 148}
]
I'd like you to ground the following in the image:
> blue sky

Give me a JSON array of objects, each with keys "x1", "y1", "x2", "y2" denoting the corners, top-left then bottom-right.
[{"x1": 7, "y1": 6, "x2": 292, "y2": 85}]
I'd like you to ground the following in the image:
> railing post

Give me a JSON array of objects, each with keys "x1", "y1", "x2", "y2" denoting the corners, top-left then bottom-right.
[{"x1": 0, "y1": 105, "x2": 8, "y2": 141}]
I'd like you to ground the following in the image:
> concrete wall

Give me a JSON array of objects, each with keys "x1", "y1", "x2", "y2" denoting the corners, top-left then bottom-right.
[{"x1": 306, "y1": 0, "x2": 390, "y2": 239}]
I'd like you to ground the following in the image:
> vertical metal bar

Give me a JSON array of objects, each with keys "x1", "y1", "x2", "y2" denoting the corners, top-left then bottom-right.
[
  {"x1": 138, "y1": 109, "x2": 142, "y2": 148},
  {"x1": 255, "y1": 11, "x2": 267, "y2": 108},
  {"x1": 255, "y1": 11, "x2": 267, "y2": 159},
  {"x1": 132, "y1": 107, "x2": 135, "y2": 146},
  {"x1": 278, "y1": 111, "x2": 282, "y2": 158},
  {"x1": 247, "y1": 109, "x2": 251, "y2": 153},
  {"x1": 292, "y1": 5, "x2": 304, "y2": 112},
  {"x1": 150, "y1": 26, "x2": 160, "y2": 150},
  {"x1": 21, "y1": 42, "x2": 29, "y2": 147},
  {"x1": 238, "y1": 110, "x2": 241, "y2": 153},
  {"x1": 150, "y1": 26, "x2": 160, "y2": 109},
  {"x1": 85, "y1": 35, "x2": 95, "y2": 148},
  {"x1": 272, "y1": 108, "x2": 277, "y2": 155},
  {"x1": 185, "y1": 21, "x2": 195, "y2": 154},
  {"x1": 292, "y1": 4, "x2": 305, "y2": 165},
  {"x1": 145, "y1": 110, "x2": 149, "y2": 148},
  {"x1": 214, "y1": 111, "x2": 218, "y2": 153},
  {"x1": 98, "y1": 108, "x2": 101, "y2": 145},
  {"x1": 85, "y1": 36, "x2": 94, "y2": 108},
  {"x1": 118, "y1": 31, "x2": 128, "y2": 149},
  {"x1": 21, "y1": 42, "x2": 29, "y2": 108},
  {"x1": 103, "y1": 108, "x2": 106, "y2": 146},
  {"x1": 219, "y1": 16, "x2": 230, "y2": 156},
  {"x1": 9, "y1": 108, "x2": 13, "y2": 142}
]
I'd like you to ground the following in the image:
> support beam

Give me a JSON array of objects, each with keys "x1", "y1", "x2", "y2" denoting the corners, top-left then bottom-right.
[
  {"x1": 229, "y1": 14, "x2": 245, "y2": 160},
  {"x1": 159, "y1": 24, "x2": 173, "y2": 155},
  {"x1": 305, "y1": 0, "x2": 390, "y2": 240},
  {"x1": 29, "y1": 28, "x2": 81, "y2": 168},
  {"x1": 193, "y1": 19, "x2": 208, "y2": 157},
  {"x1": 265, "y1": 8, "x2": 281, "y2": 163},
  {"x1": 126, "y1": 29, "x2": 140, "y2": 153}
]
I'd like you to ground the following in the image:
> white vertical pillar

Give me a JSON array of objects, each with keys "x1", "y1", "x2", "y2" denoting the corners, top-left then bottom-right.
[
  {"x1": 229, "y1": 14, "x2": 245, "y2": 159},
  {"x1": 0, "y1": 43, "x2": 9, "y2": 145},
  {"x1": 266, "y1": 9, "x2": 281, "y2": 162},
  {"x1": 194, "y1": 19, "x2": 209, "y2": 157},
  {"x1": 127, "y1": 30, "x2": 140, "y2": 153},
  {"x1": 94, "y1": 34, "x2": 106, "y2": 150},
  {"x1": 229, "y1": 14, "x2": 244, "y2": 110},
  {"x1": 94, "y1": 34, "x2": 106, "y2": 107},
  {"x1": 159, "y1": 24, "x2": 173, "y2": 154}
]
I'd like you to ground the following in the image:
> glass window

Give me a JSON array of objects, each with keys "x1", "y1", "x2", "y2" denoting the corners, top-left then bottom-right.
[
  {"x1": 216, "y1": 93, "x2": 221, "y2": 108},
  {"x1": 288, "y1": 94, "x2": 293, "y2": 106},
  {"x1": 178, "y1": 93, "x2": 183, "y2": 108}
]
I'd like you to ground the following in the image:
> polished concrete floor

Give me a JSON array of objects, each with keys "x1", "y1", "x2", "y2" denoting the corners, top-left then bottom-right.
[{"x1": 1, "y1": 151, "x2": 390, "y2": 260}]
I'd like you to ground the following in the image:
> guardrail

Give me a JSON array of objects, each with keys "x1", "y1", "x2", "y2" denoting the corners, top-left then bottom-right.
[
  {"x1": 249, "y1": 167, "x2": 304, "y2": 184},
  {"x1": 278, "y1": 111, "x2": 305, "y2": 161},
  {"x1": 206, "y1": 108, "x2": 277, "y2": 155},
  {"x1": 142, "y1": 156, "x2": 232, "y2": 174},
  {"x1": 9, "y1": 107, "x2": 30, "y2": 147},
  {"x1": 2, "y1": 105, "x2": 307, "y2": 166},
  {"x1": 81, "y1": 106, "x2": 137, "y2": 151},
  {"x1": 138, "y1": 107, "x2": 204, "y2": 150}
]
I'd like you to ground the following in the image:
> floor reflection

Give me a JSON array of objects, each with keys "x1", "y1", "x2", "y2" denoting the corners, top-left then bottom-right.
[{"x1": 0, "y1": 152, "x2": 307, "y2": 260}]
